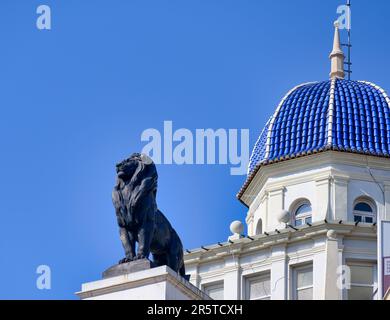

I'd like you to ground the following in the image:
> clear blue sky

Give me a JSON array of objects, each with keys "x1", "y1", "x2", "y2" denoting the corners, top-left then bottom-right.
[{"x1": 0, "y1": 0, "x2": 389, "y2": 299}]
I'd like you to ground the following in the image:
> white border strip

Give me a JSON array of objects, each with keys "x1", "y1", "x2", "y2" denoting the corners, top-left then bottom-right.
[
  {"x1": 327, "y1": 78, "x2": 337, "y2": 145},
  {"x1": 264, "y1": 82, "x2": 316, "y2": 159}
]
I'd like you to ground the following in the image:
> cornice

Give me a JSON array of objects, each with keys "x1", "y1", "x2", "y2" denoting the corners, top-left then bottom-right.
[{"x1": 184, "y1": 221, "x2": 376, "y2": 266}]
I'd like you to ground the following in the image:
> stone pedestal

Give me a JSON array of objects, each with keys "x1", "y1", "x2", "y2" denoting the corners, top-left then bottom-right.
[
  {"x1": 102, "y1": 259, "x2": 152, "y2": 279},
  {"x1": 76, "y1": 260, "x2": 210, "y2": 300}
]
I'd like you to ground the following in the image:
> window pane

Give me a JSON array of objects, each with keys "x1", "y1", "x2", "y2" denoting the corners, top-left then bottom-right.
[
  {"x1": 348, "y1": 286, "x2": 373, "y2": 300},
  {"x1": 297, "y1": 287, "x2": 313, "y2": 300},
  {"x1": 305, "y1": 217, "x2": 312, "y2": 224},
  {"x1": 204, "y1": 284, "x2": 224, "y2": 300},
  {"x1": 256, "y1": 219, "x2": 263, "y2": 235},
  {"x1": 365, "y1": 217, "x2": 373, "y2": 223},
  {"x1": 295, "y1": 219, "x2": 303, "y2": 227},
  {"x1": 296, "y1": 204, "x2": 312, "y2": 216},
  {"x1": 354, "y1": 202, "x2": 372, "y2": 212},
  {"x1": 350, "y1": 265, "x2": 373, "y2": 285},
  {"x1": 248, "y1": 276, "x2": 270, "y2": 300},
  {"x1": 354, "y1": 215, "x2": 362, "y2": 223},
  {"x1": 297, "y1": 268, "x2": 313, "y2": 288}
]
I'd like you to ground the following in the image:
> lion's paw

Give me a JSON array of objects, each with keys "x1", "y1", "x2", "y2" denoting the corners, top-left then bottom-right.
[
  {"x1": 118, "y1": 257, "x2": 133, "y2": 264},
  {"x1": 134, "y1": 254, "x2": 146, "y2": 260}
]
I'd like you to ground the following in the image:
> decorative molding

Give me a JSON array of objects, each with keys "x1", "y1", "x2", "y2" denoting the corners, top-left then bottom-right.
[
  {"x1": 327, "y1": 78, "x2": 337, "y2": 145},
  {"x1": 242, "y1": 151, "x2": 390, "y2": 207},
  {"x1": 77, "y1": 266, "x2": 207, "y2": 300},
  {"x1": 184, "y1": 221, "x2": 376, "y2": 266},
  {"x1": 266, "y1": 186, "x2": 286, "y2": 196}
]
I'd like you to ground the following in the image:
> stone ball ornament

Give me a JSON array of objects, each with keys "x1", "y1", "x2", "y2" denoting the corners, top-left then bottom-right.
[
  {"x1": 277, "y1": 209, "x2": 291, "y2": 224},
  {"x1": 230, "y1": 220, "x2": 244, "y2": 235}
]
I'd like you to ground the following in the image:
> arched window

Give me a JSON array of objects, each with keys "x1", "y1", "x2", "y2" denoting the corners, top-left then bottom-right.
[
  {"x1": 293, "y1": 201, "x2": 312, "y2": 227},
  {"x1": 353, "y1": 199, "x2": 376, "y2": 224},
  {"x1": 256, "y1": 219, "x2": 263, "y2": 235}
]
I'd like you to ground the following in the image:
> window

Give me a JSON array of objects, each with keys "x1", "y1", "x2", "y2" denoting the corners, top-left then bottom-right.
[
  {"x1": 245, "y1": 272, "x2": 271, "y2": 300},
  {"x1": 256, "y1": 219, "x2": 263, "y2": 235},
  {"x1": 293, "y1": 264, "x2": 313, "y2": 300},
  {"x1": 293, "y1": 201, "x2": 312, "y2": 227},
  {"x1": 347, "y1": 263, "x2": 375, "y2": 300},
  {"x1": 353, "y1": 199, "x2": 375, "y2": 224},
  {"x1": 203, "y1": 282, "x2": 224, "y2": 300}
]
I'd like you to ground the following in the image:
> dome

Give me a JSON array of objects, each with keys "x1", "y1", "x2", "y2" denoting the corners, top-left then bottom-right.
[{"x1": 248, "y1": 79, "x2": 390, "y2": 174}]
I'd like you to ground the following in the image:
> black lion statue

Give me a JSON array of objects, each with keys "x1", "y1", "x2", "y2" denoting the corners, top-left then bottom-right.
[{"x1": 112, "y1": 152, "x2": 185, "y2": 276}]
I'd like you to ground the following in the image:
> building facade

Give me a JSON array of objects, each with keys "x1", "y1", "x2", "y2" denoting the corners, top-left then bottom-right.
[{"x1": 184, "y1": 23, "x2": 390, "y2": 300}]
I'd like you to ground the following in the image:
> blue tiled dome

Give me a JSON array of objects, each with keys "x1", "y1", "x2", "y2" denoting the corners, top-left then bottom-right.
[{"x1": 248, "y1": 79, "x2": 390, "y2": 174}]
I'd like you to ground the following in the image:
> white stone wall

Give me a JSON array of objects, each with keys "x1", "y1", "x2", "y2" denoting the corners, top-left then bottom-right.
[{"x1": 185, "y1": 225, "x2": 378, "y2": 300}]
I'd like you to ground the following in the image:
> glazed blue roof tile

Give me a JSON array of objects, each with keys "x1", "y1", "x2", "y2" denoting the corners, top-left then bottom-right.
[
  {"x1": 248, "y1": 79, "x2": 390, "y2": 175},
  {"x1": 248, "y1": 118, "x2": 270, "y2": 173}
]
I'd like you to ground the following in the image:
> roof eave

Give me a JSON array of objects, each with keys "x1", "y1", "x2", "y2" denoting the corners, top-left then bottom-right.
[{"x1": 237, "y1": 147, "x2": 390, "y2": 206}]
